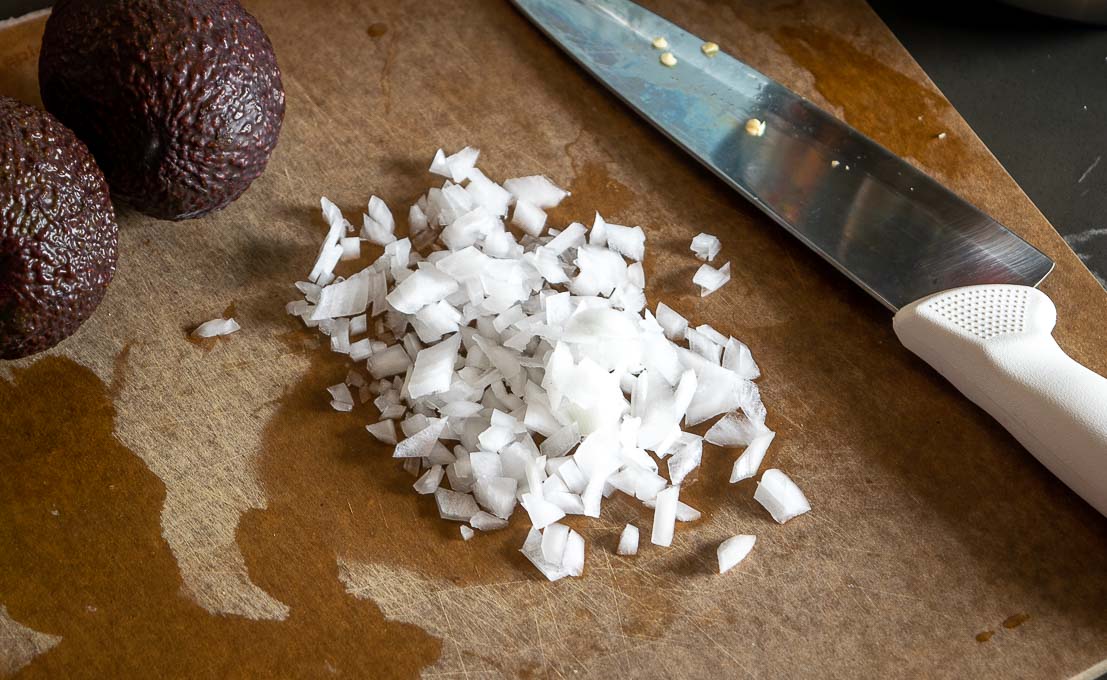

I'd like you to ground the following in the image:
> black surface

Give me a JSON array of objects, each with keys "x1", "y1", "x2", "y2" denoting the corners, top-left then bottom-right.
[
  {"x1": 0, "y1": 0, "x2": 43, "y2": 20},
  {"x1": 869, "y1": 0, "x2": 1107, "y2": 288},
  {"x1": 1, "y1": 0, "x2": 1105, "y2": 287}
]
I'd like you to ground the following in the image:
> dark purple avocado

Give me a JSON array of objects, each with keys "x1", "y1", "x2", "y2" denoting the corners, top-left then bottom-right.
[
  {"x1": 38, "y1": 0, "x2": 286, "y2": 221},
  {"x1": 0, "y1": 96, "x2": 119, "y2": 360}
]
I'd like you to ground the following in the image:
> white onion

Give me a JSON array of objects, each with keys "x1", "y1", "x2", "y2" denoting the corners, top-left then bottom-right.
[
  {"x1": 675, "y1": 501, "x2": 701, "y2": 522},
  {"x1": 340, "y1": 237, "x2": 361, "y2": 261},
  {"x1": 362, "y1": 196, "x2": 397, "y2": 245},
  {"x1": 666, "y1": 434, "x2": 702, "y2": 485},
  {"x1": 693, "y1": 261, "x2": 731, "y2": 297},
  {"x1": 541, "y1": 522, "x2": 570, "y2": 564},
  {"x1": 562, "y1": 529, "x2": 585, "y2": 576},
  {"x1": 394, "y1": 418, "x2": 448, "y2": 459},
  {"x1": 386, "y1": 266, "x2": 459, "y2": 314},
  {"x1": 470, "y1": 510, "x2": 509, "y2": 531},
  {"x1": 191, "y1": 317, "x2": 241, "y2": 339},
  {"x1": 512, "y1": 200, "x2": 547, "y2": 236},
  {"x1": 520, "y1": 492, "x2": 565, "y2": 530},
  {"x1": 590, "y1": 212, "x2": 608, "y2": 246},
  {"x1": 311, "y1": 269, "x2": 371, "y2": 320},
  {"x1": 503, "y1": 175, "x2": 569, "y2": 209},
  {"x1": 651, "y1": 485, "x2": 680, "y2": 547},
  {"x1": 717, "y1": 534, "x2": 755, "y2": 574},
  {"x1": 365, "y1": 420, "x2": 398, "y2": 445},
  {"x1": 604, "y1": 224, "x2": 646, "y2": 262},
  {"x1": 520, "y1": 527, "x2": 576, "y2": 581},
  {"x1": 730, "y1": 431, "x2": 775, "y2": 483},
  {"x1": 466, "y1": 168, "x2": 512, "y2": 217},
  {"x1": 473, "y1": 476, "x2": 518, "y2": 519},
  {"x1": 722, "y1": 337, "x2": 760, "y2": 379},
  {"x1": 690, "y1": 233, "x2": 721, "y2": 262},
  {"x1": 408, "y1": 332, "x2": 461, "y2": 399},
  {"x1": 367, "y1": 345, "x2": 412, "y2": 379},
  {"x1": 435, "y1": 488, "x2": 480, "y2": 521},
  {"x1": 705, "y1": 411, "x2": 768, "y2": 447},
  {"x1": 289, "y1": 148, "x2": 804, "y2": 582},
  {"x1": 413, "y1": 465, "x2": 444, "y2": 494},
  {"x1": 617, "y1": 524, "x2": 639, "y2": 556},
  {"x1": 655, "y1": 303, "x2": 687, "y2": 341},
  {"x1": 754, "y1": 469, "x2": 810, "y2": 523}
]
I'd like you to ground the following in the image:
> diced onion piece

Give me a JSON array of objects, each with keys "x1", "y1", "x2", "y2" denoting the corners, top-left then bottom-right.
[
  {"x1": 191, "y1": 317, "x2": 241, "y2": 339},
  {"x1": 717, "y1": 534, "x2": 756, "y2": 574},
  {"x1": 386, "y1": 266, "x2": 459, "y2": 314},
  {"x1": 589, "y1": 211, "x2": 608, "y2": 246},
  {"x1": 675, "y1": 501, "x2": 701, "y2": 522},
  {"x1": 430, "y1": 146, "x2": 479, "y2": 183},
  {"x1": 295, "y1": 152, "x2": 789, "y2": 583},
  {"x1": 690, "y1": 233, "x2": 721, "y2": 262},
  {"x1": 470, "y1": 510, "x2": 509, "y2": 531},
  {"x1": 655, "y1": 303, "x2": 687, "y2": 341},
  {"x1": 408, "y1": 333, "x2": 461, "y2": 399},
  {"x1": 429, "y1": 149, "x2": 451, "y2": 177},
  {"x1": 435, "y1": 488, "x2": 480, "y2": 521},
  {"x1": 754, "y1": 469, "x2": 810, "y2": 523},
  {"x1": 730, "y1": 430, "x2": 775, "y2": 483},
  {"x1": 367, "y1": 345, "x2": 412, "y2": 379},
  {"x1": 409, "y1": 204, "x2": 429, "y2": 232},
  {"x1": 604, "y1": 224, "x2": 646, "y2": 261},
  {"x1": 466, "y1": 168, "x2": 512, "y2": 217},
  {"x1": 362, "y1": 196, "x2": 397, "y2": 245},
  {"x1": 693, "y1": 261, "x2": 731, "y2": 297},
  {"x1": 327, "y1": 382, "x2": 354, "y2": 406},
  {"x1": 413, "y1": 465, "x2": 444, "y2": 494},
  {"x1": 705, "y1": 411, "x2": 768, "y2": 447},
  {"x1": 651, "y1": 485, "x2": 680, "y2": 547},
  {"x1": 511, "y1": 200, "x2": 547, "y2": 237},
  {"x1": 541, "y1": 522, "x2": 570, "y2": 564},
  {"x1": 520, "y1": 527, "x2": 572, "y2": 581},
  {"x1": 722, "y1": 337, "x2": 761, "y2": 380},
  {"x1": 473, "y1": 476, "x2": 518, "y2": 519},
  {"x1": 520, "y1": 492, "x2": 565, "y2": 530},
  {"x1": 562, "y1": 529, "x2": 585, "y2": 577},
  {"x1": 340, "y1": 237, "x2": 362, "y2": 261},
  {"x1": 394, "y1": 418, "x2": 448, "y2": 458},
  {"x1": 312, "y1": 269, "x2": 371, "y2": 320},
  {"x1": 503, "y1": 175, "x2": 569, "y2": 209},
  {"x1": 366, "y1": 420, "x2": 398, "y2": 445},
  {"x1": 666, "y1": 434, "x2": 703, "y2": 485},
  {"x1": 617, "y1": 524, "x2": 639, "y2": 556}
]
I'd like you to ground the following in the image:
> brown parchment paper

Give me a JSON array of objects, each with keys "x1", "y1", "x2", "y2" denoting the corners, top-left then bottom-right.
[{"x1": 2, "y1": 1, "x2": 1106, "y2": 678}]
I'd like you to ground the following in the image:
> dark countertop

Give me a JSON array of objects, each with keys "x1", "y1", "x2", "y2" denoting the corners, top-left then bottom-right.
[
  {"x1": 869, "y1": 0, "x2": 1107, "y2": 289},
  {"x1": 2, "y1": 0, "x2": 1106, "y2": 287}
]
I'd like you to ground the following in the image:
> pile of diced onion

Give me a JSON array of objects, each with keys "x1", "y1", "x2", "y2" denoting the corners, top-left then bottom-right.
[{"x1": 286, "y1": 148, "x2": 810, "y2": 580}]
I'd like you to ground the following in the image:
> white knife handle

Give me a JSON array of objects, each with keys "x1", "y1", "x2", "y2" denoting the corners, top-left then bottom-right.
[{"x1": 893, "y1": 284, "x2": 1107, "y2": 515}]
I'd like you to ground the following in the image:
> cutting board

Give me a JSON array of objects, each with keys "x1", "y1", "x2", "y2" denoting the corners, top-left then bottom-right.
[{"x1": 2, "y1": 1, "x2": 1106, "y2": 678}]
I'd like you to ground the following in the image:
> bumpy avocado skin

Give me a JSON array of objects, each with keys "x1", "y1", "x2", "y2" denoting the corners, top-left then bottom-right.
[
  {"x1": 0, "y1": 96, "x2": 119, "y2": 360},
  {"x1": 39, "y1": 0, "x2": 286, "y2": 221}
]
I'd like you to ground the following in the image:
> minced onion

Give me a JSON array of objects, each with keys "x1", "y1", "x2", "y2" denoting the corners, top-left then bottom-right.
[{"x1": 288, "y1": 148, "x2": 810, "y2": 581}]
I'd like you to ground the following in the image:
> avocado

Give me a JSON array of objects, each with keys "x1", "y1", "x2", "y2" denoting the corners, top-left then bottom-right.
[
  {"x1": 0, "y1": 96, "x2": 118, "y2": 360},
  {"x1": 39, "y1": 0, "x2": 286, "y2": 221}
]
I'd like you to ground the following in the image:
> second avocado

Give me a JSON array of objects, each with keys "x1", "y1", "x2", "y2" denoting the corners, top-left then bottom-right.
[{"x1": 39, "y1": 0, "x2": 286, "y2": 221}]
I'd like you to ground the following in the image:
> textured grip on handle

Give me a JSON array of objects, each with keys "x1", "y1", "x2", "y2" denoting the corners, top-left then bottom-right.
[{"x1": 894, "y1": 284, "x2": 1107, "y2": 516}]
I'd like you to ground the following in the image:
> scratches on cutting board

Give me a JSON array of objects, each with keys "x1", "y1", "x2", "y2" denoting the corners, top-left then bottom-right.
[
  {"x1": 0, "y1": 605, "x2": 62, "y2": 677},
  {"x1": 377, "y1": 31, "x2": 397, "y2": 116}
]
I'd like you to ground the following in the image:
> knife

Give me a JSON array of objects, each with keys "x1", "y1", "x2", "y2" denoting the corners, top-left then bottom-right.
[{"x1": 511, "y1": 0, "x2": 1107, "y2": 515}]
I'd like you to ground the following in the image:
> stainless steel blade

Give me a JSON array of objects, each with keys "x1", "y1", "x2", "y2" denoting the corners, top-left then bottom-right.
[{"x1": 510, "y1": 0, "x2": 1054, "y2": 310}]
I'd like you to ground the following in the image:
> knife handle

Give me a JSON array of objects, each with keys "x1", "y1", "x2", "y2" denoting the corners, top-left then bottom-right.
[{"x1": 893, "y1": 284, "x2": 1107, "y2": 516}]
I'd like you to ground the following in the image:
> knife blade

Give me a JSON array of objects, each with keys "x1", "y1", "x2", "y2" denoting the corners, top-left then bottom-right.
[{"x1": 512, "y1": 0, "x2": 1107, "y2": 515}]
